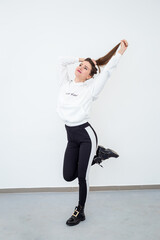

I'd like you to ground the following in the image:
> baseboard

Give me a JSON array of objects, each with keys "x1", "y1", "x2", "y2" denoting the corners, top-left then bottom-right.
[{"x1": 0, "y1": 185, "x2": 160, "y2": 193}]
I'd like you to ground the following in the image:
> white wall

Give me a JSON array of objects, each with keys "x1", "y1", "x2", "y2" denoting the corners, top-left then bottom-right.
[{"x1": 0, "y1": 0, "x2": 160, "y2": 189}]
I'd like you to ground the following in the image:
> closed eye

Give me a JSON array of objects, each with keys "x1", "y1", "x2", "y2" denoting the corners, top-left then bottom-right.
[{"x1": 79, "y1": 64, "x2": 88, "y2": 70}]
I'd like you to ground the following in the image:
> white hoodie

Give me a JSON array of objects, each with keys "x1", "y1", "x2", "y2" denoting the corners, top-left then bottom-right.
[{"x1": 56, "y1": 50, "x2": 122, "y2": 126}]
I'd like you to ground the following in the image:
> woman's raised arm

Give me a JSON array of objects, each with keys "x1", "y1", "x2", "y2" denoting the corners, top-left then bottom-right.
[
  {"x1": 91, "y1": 50, "x2": 122, "y2": 101},
  {"x1": 57, "y1": 56, "x2": 79, "y2": 86}
]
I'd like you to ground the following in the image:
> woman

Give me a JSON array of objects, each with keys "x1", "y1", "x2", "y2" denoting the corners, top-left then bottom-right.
[{"x1": 56, "y1": 39, "x2": 128, "y2": 226}]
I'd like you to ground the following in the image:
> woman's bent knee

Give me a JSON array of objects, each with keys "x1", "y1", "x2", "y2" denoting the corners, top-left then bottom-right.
[{"x1": 63, "y1": 174, "x2": 75, "y2": 182}]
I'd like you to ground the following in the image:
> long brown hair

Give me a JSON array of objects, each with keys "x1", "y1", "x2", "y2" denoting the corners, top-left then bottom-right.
[{"x1": 85, "y1": 42, "x2": 121, "y2": 78}]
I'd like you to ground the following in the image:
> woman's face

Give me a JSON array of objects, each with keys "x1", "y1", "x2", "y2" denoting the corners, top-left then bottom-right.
[{"x1": 75, "y1": 61, "x2": 92, "y2": 81}]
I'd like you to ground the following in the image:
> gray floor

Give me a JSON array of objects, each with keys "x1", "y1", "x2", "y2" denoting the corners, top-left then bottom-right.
[{"x1": 0, "y1": 189, "x2": 160, "y2": 240}]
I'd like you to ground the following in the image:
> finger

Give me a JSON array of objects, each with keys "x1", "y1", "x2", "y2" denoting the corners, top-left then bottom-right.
[{"x1": 125, "y1": 40, "x2": 128, "y2": 45}]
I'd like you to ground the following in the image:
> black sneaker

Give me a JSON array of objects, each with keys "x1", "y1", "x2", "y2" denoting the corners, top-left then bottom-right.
[
  {"x1": 66, "y1": 205, "x2": 85, "y2": 226},
  {"x1": 97, "y1": 145, "x2": 119, "y2": 159},
  {"x1": 92, "y1": 145, "x2": 119, "y2": 168}
]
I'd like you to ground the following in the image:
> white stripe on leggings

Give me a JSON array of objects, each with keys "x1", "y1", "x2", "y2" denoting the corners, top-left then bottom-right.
[{"x1": 84, "y1": 126, "x2": 98, "y2": 207}]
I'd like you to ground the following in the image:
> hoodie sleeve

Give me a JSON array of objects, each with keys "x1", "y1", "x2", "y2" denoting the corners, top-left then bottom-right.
[
  {"x1": 91, "y1": 51, "x2": 122, "y2": 101},
  {"x1": 57, "y1": 56, "x2": 79, "y2": 86}
]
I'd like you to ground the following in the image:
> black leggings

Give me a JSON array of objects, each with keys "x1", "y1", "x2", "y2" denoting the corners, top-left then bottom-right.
[{"x1": 63, "y1": 122, "x2": 98, "y2": 208}]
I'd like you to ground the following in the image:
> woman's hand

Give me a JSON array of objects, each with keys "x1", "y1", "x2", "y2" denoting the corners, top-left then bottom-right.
[
  {"x1": 118, "y1": 39, "x2": 129, "y2": 55},
  {"x1": 79, "y1": 57, "x2": 97, "y2": 66},
  {"x1": 79, "y1": 58, "x2": 85, "y2": 62},
  {"x1": 91, "y1": 59, "x2": 97, "y2": 66}
]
